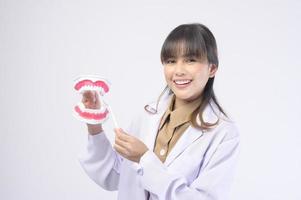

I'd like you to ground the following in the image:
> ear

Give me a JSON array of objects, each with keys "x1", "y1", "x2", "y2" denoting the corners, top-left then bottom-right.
[{"x1": 209, "y1": 64, "x2": 218, "y2": 78}]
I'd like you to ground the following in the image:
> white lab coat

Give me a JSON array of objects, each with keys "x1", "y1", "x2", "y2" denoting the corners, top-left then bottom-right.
[{"x1": 78, "y1": 94, "x2": 240, "y2": 200}]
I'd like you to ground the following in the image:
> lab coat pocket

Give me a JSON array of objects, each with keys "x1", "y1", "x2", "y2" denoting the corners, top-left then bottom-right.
[{"x1": 169, "y1": 153, "x2": 204, "y2": 185}]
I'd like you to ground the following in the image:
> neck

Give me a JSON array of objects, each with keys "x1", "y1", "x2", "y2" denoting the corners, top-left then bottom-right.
[
  {"x1": 174, "y1": 98, "x2": 186, "y2": 110},
  {"x1": 174, "y1": 96, "x2": 202, "y2": 110}
]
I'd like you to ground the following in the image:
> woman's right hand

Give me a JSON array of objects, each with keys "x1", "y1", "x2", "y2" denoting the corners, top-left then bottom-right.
[
  {"x1": 82, "y1": 90, "x2": 101, "y2": 109},
  {"x1": 82, "y1": 91, "x2": 103, "y2": 135}
]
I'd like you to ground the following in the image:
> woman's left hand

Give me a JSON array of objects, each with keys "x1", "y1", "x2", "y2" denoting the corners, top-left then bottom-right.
[{"x1": 114, "y1": 128, "x2": 149, "y2": 163}]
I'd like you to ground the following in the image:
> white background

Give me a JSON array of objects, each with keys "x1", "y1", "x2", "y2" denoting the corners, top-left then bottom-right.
[{"x1": 1, "y1": 0, "x2": 301, "y2": 199}]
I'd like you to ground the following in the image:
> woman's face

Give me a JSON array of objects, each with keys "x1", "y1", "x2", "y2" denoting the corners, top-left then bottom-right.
[{"x1": 163, "y1": 56, "x2": 217, "y2": 108}]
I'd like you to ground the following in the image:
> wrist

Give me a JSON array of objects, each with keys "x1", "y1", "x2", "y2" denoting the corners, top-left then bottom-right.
[
  {"x1": 138, "y1": 148, "x2": 149, "y2": 163},
  {"x1": 86, "y1": 124, "x2": 103, "y2": 135}
]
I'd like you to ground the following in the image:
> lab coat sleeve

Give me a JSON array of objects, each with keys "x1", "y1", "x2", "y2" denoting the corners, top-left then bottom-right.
[
  {"x1": 78, "y1": 132, "x2": 121, "y2": 191},
  {"x1": 138, "y1": 134, "x2": 240, "y2": 200}
]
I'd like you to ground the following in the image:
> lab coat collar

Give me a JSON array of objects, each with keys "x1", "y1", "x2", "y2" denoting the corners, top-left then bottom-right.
[
  {"x1": 144, "y1": 93, "x2": 221, "y2": 166},
  {"x1": 146, "y1": 92, "x2": 221, "y2": 125}
]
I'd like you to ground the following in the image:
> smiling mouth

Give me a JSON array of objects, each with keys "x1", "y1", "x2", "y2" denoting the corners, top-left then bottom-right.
[{"x1": 173, "y1": 79, "x2": 192, "y2": 85}]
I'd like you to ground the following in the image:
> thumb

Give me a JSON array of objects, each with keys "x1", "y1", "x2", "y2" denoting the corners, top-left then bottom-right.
[{"x1": 114, "y1": 128, "x2": 123, "y2": 134}]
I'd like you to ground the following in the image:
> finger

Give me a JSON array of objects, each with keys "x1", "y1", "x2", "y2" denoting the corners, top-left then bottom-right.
[
  {"x1": 115, "y1": 135, "x2": 129, "y2": 148},
  {"x1": 81, "y1": 96, "x2": 87, "y2": 103},
  {"x1": 94, "y1": 92, "x2": 101, "y2": 108},
  {"x1": 83, "y1": 90, "x2": 94, "y2": 99},
  {"x1": 114, "y1": 128, "x2": 132, "y2": 142},
  {"x1": 82, "y1": 97, "x2": 92, "y2": 108},
  {"x1": 82, "y1": 99, "x2": 95, "y2": 109},
  {"x1": 91, "y1": 91, "x2": 97, "y2": 103},
  {"x1": 114, "y1": 143, "x2": 128, "y2": 157},
  {"x1": 82, "y1": 91, "x2": 95, "y2": 103}
]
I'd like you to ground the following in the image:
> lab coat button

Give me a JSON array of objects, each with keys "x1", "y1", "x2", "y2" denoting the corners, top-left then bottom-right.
[
  {"x1": 137, "y1": 168, "x2": 143, "y2": 176},
  {"x1": 159, "y1": 149, "x2": 166, "y2": 156}
]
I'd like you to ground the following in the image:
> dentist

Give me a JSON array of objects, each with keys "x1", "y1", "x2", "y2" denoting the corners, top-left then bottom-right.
[{"x1": 78, "y1": 23, "x2": 240, "y2": 200}]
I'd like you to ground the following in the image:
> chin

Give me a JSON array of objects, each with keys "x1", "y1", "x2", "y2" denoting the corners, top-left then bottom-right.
[
  {"x1": 174, "y1": 92, "x2": 193, "y2": 101},
  {"x1": 174, "y1": 91, "x2": 202, "y2": 101}
]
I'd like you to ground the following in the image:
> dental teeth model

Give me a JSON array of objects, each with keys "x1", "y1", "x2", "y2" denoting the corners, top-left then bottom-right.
[{"x1": 73, "y1": 75, "x2": 111, "y2": 125}]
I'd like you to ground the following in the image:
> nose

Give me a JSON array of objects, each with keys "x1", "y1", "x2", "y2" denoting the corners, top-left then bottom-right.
[{"x1": 174, "y1": 62, "x2": 185, "y2": 76}]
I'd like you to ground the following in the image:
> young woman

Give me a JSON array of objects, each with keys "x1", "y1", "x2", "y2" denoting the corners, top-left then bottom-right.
[{"x1": 78, "y1": 23, "x2": 240, "y2": 200}]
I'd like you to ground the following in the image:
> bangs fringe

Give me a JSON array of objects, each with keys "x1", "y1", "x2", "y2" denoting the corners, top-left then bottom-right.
[{"x1": 160, "y1": 27, "x2": 208, "y2": 63}]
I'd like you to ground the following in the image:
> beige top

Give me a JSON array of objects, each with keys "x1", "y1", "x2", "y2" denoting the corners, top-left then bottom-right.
[{"x1": 154, "y1": 95, "x2": 202, "y2": 162}]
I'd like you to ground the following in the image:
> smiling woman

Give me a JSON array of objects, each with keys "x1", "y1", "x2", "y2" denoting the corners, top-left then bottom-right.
[
  {"x1": 78, "y1": 23, "x2": 240, "y2": 200},
  {"x1": 159, "y1": 24, "x2": 225, "y2": 129}
]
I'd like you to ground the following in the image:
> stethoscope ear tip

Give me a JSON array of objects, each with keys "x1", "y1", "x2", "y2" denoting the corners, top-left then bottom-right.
[{"x1": 144, "y1": 105, "x2": 157, "y2": 114}]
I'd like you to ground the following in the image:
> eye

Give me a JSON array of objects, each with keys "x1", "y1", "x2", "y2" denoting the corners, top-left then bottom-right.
[
  {"x1": 165, "y1": 59, "x2": 176, "y2": 64},
  {"x1": 186, "y1": 58, "x2": 197, "y2": 63}
]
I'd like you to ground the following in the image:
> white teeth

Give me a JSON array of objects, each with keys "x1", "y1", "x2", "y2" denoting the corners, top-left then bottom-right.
[
  {"x1": 174, "y1": 80, "x2": 191, "y2": 85},
  {"x1": 79, "y1": 85, "x2": 104, "y2": 94},
  {"x1": 77, "y1": 102, "x2": 107, "y2": 114}
]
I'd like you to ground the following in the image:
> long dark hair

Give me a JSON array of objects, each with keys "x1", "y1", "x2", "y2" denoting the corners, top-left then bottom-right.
[{"x1": 159, "y1": 23, "x2": 227, "y2": 130}]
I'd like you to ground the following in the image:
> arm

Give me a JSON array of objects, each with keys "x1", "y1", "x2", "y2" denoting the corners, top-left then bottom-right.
[
  {"x1": 77, "y1": 91, "x2": 121, "y2": 190},
  {"x1": 138, "y1": 132, "x2": 240, "y2": 200},
  {"x1": 78, "y1": 129, "x2": 122, "y2": 191}
]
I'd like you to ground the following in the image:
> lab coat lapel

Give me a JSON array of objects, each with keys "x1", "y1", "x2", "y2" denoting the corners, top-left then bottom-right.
[
  {"x1": 142, "y1": 93, "x2": 172, "y2": 151},
  {"x1": 164, "y1": 126, "x2": 203, "y2": 166},
  {"x1": 164, "y1": 101, "x2": 220, "y2": 167},
  {"x1": 143, "y1": 112, "x2": 162, "y2": 150}
]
